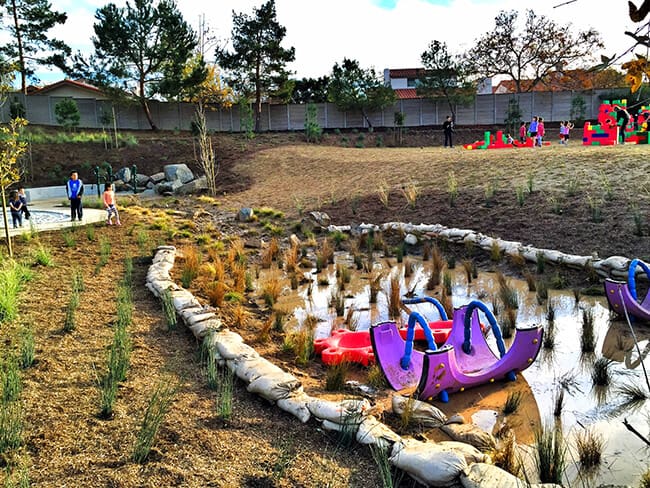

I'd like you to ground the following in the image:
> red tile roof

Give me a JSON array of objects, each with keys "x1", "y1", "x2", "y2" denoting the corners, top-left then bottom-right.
[
  {"x1": 32, "y1": 79, "x2": 103, "y2": 95},
  {"x1": 394, "y1": 88, "x2": 421, "y2": 99}
]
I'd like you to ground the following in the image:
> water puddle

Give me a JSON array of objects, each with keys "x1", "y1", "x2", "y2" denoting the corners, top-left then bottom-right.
[
  {"x1": 260, "y1": 252, "x2": 650, "y2": 485},
  {"x1": 0, "y1": 209, "x2": 69, "y2": 228}
]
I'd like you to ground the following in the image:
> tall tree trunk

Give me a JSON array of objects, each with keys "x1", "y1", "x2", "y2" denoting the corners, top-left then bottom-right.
[
  {"x1": 9, "y1": 0, "x2": 26, "y2": 94},
  {"x1": 254, "y1": 58, "x2": 261, "y2": 132},
  {"x1": 139, "y1": 78, "x2": 158, "y2": 130},
  {"x1": 1, "y1": 185, "x2": 13, "y2": 257}
]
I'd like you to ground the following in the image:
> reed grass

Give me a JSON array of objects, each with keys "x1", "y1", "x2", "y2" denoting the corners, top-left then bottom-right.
[
  {"x1": 62, "y1": 228, "x2": 76, "y2": 247},
  {"x1": 501, "y1": 307, "x2": 517, "y2": 339},
  {"x1": 553, "y1": 386, "x2": 565, "y2": 417},
  {"x1": 524, "y1": 271, "x2": 536, "y2": 291},
  {"x1": 207, "y1": 281, "x2": 227, "y2": 307},
  {"x1": 1, "y1": 356, "x2": 22, "y2": 403},
  {"x1": 497, "y1": 272, "x2": 519, "y2": 310},
  {"x1": 132, "y1": 381, "x2": 177, "y2": 463},
  {"x1": 492, "y1": 428, "x2": 521, "y2": 477},
  {"x1": 591, "y1": 357, "x2": 611, "y2": 387},
  {"x1": 377, "y1": 181, "x2": 390, "y2": 208},
  {"x1": 63, "y1": 288, "x2": 80, "y2": 332},
  {"x1": 422, "y1": 241, "x2": 431, "y2": 261},
  {"x1": 0, "y1": 262, "x2": 26, "y2": 324},
  {"x1": 180, "y1": 246, "x2": 201, "y2": 288},
  {"x1": 401, "y1": 181, "x2": 419, "y2": 209},
  {"x1": 293, "y1": 330, "x2": 314, "y2": 366},
  {"x1": 368, "y1": 271, "x2": 383, "y2": 304},
  {"x1": 0, "y1": 401, "x2": 23, "y2": 454},
  {"x1": 215, "y1": 366, "x2": 235, "y2": 421},
  {"x1": 369, "y1": 443, "x2": 400, "y2": 488},
  {"x1": 581, "y1": 306, "x2": 596, "y2": 353},
  {"x1": 325, "y1": 361, "x2": 350, "y2": 391},
  {"x1": 534, "y1": 421, "x2": 566, "y2": 484},
  {"x1": 19, "y1": 326, "x2": 35, "y2": 369},
  {"x1": 98, "y1": 236, "x2": 111, "y2": 267},
  {"x1": 536, "y1": 280, "x2": 549, "y2": 304},
  {"x1": 447, "y1": 171, "x2": 458, "y2": 206},
  {"x1": 232, "y1": 304, "x2": 249, "y2": 328},
  {"x1": 502, "y1": 390, "x2": 522, "y2": 414},
  {"x1": 387, "y1": 274, "x2": 401, "y2": 319},
  {"x1": 442, "y1": 271, "x2": 452, "y2": 296},
  {"x1": 367, "y1": 364, "x2": 388, "y2": 389},
  {"x1": 575, "y1": 428, "x2": 605, "y2": 468},
  {"x1": 536, "y1": 252, "x2": 545, "y2": 274},
  {"x1": 161, "y1": 288, "x2": 177, "y2": 330},
  {"x1": 136, "y1": 229, "x2": 151, "y2": 255},
  {"x1": 261, "y1": 276, "x2": 282, "y2": 308},
  {"x1": 398, "y1": 395, "x2": 416, "y2": 430}
]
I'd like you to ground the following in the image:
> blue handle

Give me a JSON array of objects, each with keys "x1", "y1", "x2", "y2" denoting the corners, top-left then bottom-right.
[
  {"x1": 627, "y1": 258, "x2": 650, "y2": 301},
  {"x1": 400, "y1": 312, "x2": 437, "y2": 369},
  {"x1": 462, "y1": 300, "x2": 506, "y2": 358},
  {"x1": 401, "y1": 296, "x2": 449, "y2": 321}
]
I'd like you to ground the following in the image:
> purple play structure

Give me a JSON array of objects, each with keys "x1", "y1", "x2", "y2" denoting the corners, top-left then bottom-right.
[
  {"x1": 605, "y1": 258, "x2": 650, "y2": 322},
  {"x1": 370, "y1": 300, "x2": 543, "y2": 402}
]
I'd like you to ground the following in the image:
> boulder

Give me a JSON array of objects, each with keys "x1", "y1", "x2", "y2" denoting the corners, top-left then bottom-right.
[
  {"x1": 150, "y1": 172, "x2": 166, "y2": 183},
  {"x1": 237, "y1": 207, "x2": 255, "y2": 222},
  {"x1": 404, "y1": 233, "x2": 419, "y2": 245},
  {"x1": 164, "y1": 163, "x2": 194, "y2": 183},
  {"x1": 155, "y1": 179, "x2": 183, "y2": 195},
  {"x1": 135, "y1": 173, "x2": 151, "y2": 187},
  {"x1": 115, "y1": 166, "x2": 132, "y2": 183},
  {"x1": 306, "y1": 211, "x2": 331, "y2": 228},
  {"x1": 176, "y1": 175, "x2": 208, "y2": 195}
]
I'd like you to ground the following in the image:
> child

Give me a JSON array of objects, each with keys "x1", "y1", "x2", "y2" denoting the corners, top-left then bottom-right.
[
  {"x1": 564, "y1": 121, "x2": 574, "y2": 145},
  {"x1": 103, "y1": 183, "x2": 121, "y2": 226},
  {"x1": 559, "y1": 121, "x2": 566, "y2": 144},
  {"x1": 537, "y1": 117, "x2": 544, "y2": 147},
  {"x1": 506, "y1": 133, "x2": 515, "y2": 145},
  {"x1": 9, "y1": 191, "x2": 23, "y2": 228},
  {"x1": 528, "y1": 116, "x2": 538, "y2": 141},
  {"x1": 519, "y1": 122, "x2": 527, "y2": 144},
  {"x1": 18, "y1": 186, "x2": 30, "y2": 220}
]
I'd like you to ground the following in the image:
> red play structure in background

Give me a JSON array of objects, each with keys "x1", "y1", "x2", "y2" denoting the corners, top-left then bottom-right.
[{"x1": 582, "y1": 99, "x2": 650, "y2": 145}]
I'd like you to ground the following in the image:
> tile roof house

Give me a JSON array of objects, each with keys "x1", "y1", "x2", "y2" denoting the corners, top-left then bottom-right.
[
  {"x1": 492, "y1": 68, "x2": 626, "y2": 94},
  {"x1": 384, "y1": 68, "x2": 492, "y2": 99},
  {"x1": 28, "y1": 79, "x2": 108, "y2": 99}
]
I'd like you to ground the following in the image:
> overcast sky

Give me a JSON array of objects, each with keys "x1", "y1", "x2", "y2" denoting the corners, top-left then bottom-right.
[{"x1": 42, "y1": 0, "x2": 640, "y2": 82}]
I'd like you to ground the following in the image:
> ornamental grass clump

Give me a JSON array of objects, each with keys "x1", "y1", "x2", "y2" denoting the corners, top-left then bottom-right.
[
  {"x1": 581, "y1": 305, "x2": 596, "y2": 354},
  {"x1": 325, "y1": 361, "x2": 350, "y2": 391},
  {"x1": 132, "y1": 381, "x2": 177, "y2": 463},
  {"x1": 161, "y1": 288, "x2": 177, "y2": 330},
  {"x1": 575, "y1": 428, "x2": 605, "y2": 468},
  {"x1": 534, "y1": 421, "x2": 566, "y2": 484}
]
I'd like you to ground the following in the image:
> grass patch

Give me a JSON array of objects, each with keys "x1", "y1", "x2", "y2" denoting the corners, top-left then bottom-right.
[
  {"x1": 581, "y1": 305, "x2": 596, "y2": 354},
  {"x1": 575, "y1": 428, "x2": 605, "y2": 468},
  {"x1": 161, "y1": 288, "x2": 177, "y2": 330},
  {"x1": 325, "y1": 361, "x2": 350, "y2": 391},
  {"x1": 502, "y1": 390, "x2": 522, "y2": 414},
  {"x1": 591, "y1": 357, "x2": 611, "y2": 387}
]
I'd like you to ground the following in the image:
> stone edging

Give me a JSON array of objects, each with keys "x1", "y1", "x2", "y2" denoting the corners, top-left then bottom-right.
[
  {"x1": 327, "y1": 222, "x2": 634, "y2": 280},
  {"x1": 146, "y1": 245, "x2": 560, "y2": 487}
]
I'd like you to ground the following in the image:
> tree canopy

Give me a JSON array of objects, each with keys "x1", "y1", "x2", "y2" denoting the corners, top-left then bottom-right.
[
  {"x1": 327, "y1": 58, "x2": 395, "y2": 127},
  {"x1": 291, "y1": 76, "x2": 330, "y2": 104},
  {"x1": 465, "y1": 9, "x2": 602, "y2": 93},
  {"x1": 76, "y1": 0, "x2": 204, "y2": 130},
  {"x1": 216, "y1": 0, "x2": 295, "y2": 132},
  {"x1": 417, "y1": 40, "x2": 475, "y2": 120},
  {"x1": 0, "y1": 0, "x2": 70, "y2": 94}
]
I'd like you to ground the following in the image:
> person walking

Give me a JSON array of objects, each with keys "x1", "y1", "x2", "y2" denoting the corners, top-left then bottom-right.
[
  {"x1": 443, "y1": 115, "x2": 454, "y2": 148},
  {"x1": 103, "y1": 183, "x2": 121, "y2": 226},
  {"x1": 66, "y1": 171, "x2": 84, "y2": 221},
  {"x1": 616, "y1": 106, "x2": 631, "y2": 144},
  {"x1": 519, "y1": 122, "x2": 527, "y2": 144},
  {"x1": 528, "y1": 116, "x2": 538, "y2": 143}
]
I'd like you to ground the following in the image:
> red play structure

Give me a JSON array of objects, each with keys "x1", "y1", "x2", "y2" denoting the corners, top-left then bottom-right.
[
  {"x1": 582, "y1": 99, "x2": 643, "y2": 145},
  {"x1": 463, "y1": 130, "x2": 542, "y2": 150}
]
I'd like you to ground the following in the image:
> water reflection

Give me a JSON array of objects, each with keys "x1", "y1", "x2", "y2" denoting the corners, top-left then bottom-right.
[{"x1": 260, "y1": 252, "x2": 650, "y2": 486}]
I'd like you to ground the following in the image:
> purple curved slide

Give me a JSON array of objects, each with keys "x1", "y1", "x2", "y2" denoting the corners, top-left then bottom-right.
[
  {"x1": 370, "y1": 305, "x2": 543, "y2": 401},
  {"x1": 604, "y1": 280, "x2": 650, "y2": 322},
  {"x1": 417, "y1": 306, "x2": 543, "y2": 401}
]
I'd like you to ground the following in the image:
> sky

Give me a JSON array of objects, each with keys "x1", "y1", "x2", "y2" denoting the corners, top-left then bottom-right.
[{"x1": 29, "y1": 0, "x2": 646, "y2": 84}]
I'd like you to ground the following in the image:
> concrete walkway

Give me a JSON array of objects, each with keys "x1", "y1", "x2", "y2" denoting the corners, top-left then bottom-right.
[{"x1": 1, "y1": 199, "x2": 107, "y2": 237}]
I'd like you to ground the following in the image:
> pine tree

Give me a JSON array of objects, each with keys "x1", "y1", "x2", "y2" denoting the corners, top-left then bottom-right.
[
  {"x1": 216, "y1": 0, "x2": 295, "y2": 132},
  {"x1": 0, "y1": 0, "x2": 70, "y2": 94}
]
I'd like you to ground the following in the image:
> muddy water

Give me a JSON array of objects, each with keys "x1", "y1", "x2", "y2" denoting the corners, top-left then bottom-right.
[{"x1": 263, "y1": 253, "x2": 650, "y2": 485}]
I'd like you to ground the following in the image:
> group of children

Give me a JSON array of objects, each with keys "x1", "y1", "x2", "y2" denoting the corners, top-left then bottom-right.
[
  {"x1": 507, "y1": 117, "x2": 574, "y2": 147},
  {"x1": 7, "y1": 180, "x2": 120, "y2": 230}
]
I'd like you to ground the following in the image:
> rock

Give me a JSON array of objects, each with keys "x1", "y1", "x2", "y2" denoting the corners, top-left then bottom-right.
[
  {"x1": 177, "y1": 175, "x2": 208, "y2": 195},
  {"x1": 404, "y1": 233, "x2": 418, "y2": 245},
  {"x1": 164, "y1": 163, "x2": 195, "y2": 183},
  {"x1": 115, "y1": 166, "x2": 132, "y2": 183},
  {"x1": 112, "y1": 179, "x2": 129, "y2": 191},
  {"x1": 150, "y1": 172, "x2": 166, "y2": 183},
  {"x1": 135, "y1": 173, "x2": 151, "y2": 186},
  {"x1": 289, "y1": 234, "x2": 301, "y2": 249},
  {"x1": 307, "y1": 211, "x2": 331, "y2": 228},
  {"x1": 238, "y1": 207, "x2": 255, "y2": 222},
  {"x1": 155, "y1": 179, "x2": 183, "y2": 195},
  {"x1": 146, "y1": 181, "x2": 154, "y2": 189}
]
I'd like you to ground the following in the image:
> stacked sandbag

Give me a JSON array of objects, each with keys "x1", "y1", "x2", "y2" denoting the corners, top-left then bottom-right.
[{"x1": 460, "y1": 463, "x2": 562, "y2": 488}]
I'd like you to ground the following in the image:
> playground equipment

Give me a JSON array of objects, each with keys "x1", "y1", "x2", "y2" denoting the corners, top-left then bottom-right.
[
  {"x1": 583, "y1": 99, "x2": 637, "y2": 146},
  {"x1": 463, "y1": 130, "x2": 540, "y2": 150},
  {"x1": 314, "y1": 296, "x2": 452, "y2": 366},
  {"x1": 370, "y1": 300, "x2": 543, "y2": 402},
  {"x1": 604, "y1": 258, "x2": 650, "y2": 322}
]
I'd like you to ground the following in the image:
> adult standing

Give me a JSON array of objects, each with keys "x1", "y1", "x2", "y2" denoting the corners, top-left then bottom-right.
[
  {"x1": 443, "y1": 115, "x2": 454, "y2": 148},
  {"x1": 66, "y1": 171, "x2": 84, "y2": 221},
  {"x1": 616, "y1": 106, "x2": 631, "y2": 144}
]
